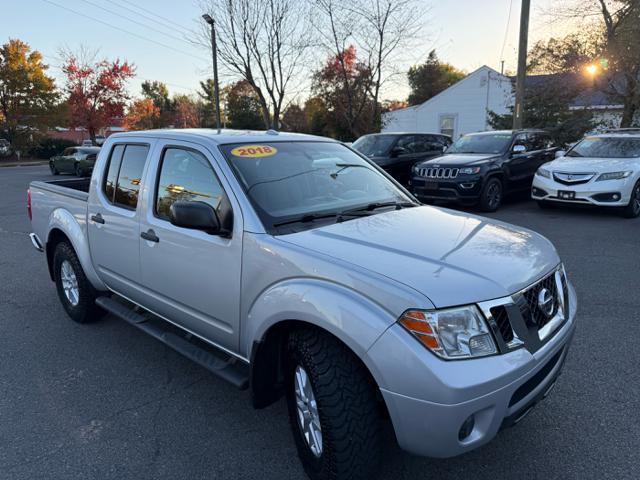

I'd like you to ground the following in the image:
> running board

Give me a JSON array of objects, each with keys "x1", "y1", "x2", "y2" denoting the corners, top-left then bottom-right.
[{"x1": 95, "y1": 296, "x2": 249, "y2": 390}]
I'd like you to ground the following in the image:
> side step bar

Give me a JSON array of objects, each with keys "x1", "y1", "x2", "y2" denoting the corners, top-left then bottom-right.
[{"x1": 95, "y1": 296, "x2": 249, "y2": 390}]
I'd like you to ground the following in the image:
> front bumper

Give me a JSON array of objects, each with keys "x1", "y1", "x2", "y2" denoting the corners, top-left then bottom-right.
[
  {"x1": 411, "y1": 175, "x2": 483, "y2": 204},
  {"x1": 366, "y1": 283, "x2": 577, "y2": 458},
  {"x1": 532, "y1": 174, "x2": 633, "y2": 207}
]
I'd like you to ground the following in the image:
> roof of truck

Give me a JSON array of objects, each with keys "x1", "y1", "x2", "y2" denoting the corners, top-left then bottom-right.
[{"x1": 108, "y1": 128, "x2": 337, "y2": 145}]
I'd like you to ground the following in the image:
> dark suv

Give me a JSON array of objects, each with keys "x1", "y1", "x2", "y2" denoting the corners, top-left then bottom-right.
[
  {"x1": 352, "y1": 132, "x2": 451, "y2": 185},
  {"x1": 410, "y1": 129, "x2": 557, "y2": 211}
]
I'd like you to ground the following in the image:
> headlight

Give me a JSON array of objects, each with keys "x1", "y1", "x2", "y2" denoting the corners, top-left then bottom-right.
[
  {"x1": 536, "y1": 168, "x2": 551, "y2": 179},
  {"x1": 398, "y1": 306, "x2": 497, "y2": 359},
  {"x1": 459, "y1": 167, "x2": 481, "y2": 174},
  {"x1": 596, "y1": 171, "x2": 632, "y2": 181}
]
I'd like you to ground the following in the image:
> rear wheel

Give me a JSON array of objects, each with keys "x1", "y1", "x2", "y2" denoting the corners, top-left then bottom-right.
[
  {"x1": 479, "y1": 177, "x2": 503, "y2": 212},
  {"x1": 53, "y1": 241, "x2": 103, "y2": 323},
  {"x1": 285, "y1": 328, "x2": 383, "y2": 480},
  {"x1": 622, "y1": 180, "x2": 640, "y2": 218}
]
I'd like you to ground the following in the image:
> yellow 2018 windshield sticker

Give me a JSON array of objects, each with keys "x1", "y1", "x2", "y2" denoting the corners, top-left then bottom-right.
[{"x1": 230, "y1": 145, "x2": 278, "y2": 158}]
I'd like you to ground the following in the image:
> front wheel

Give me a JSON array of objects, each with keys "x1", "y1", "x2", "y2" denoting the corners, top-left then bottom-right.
[
  {"x1": 50, "y1": 162, "x2": 59, "y2": 175},
  {"x1": 53, "y1": 241, "x2": 103, "y2": 323},
  {"x1": 74, "y1": 162, "x2": 83, "y2": 177},
  {"x1": 478, "y1": 177, "x2": 503, "y2": 212},
  {"x1": 286, "y1": 328, "x2": 383, "y2": 480},
  {"x1": 622, "y1": 180, "x2": 640, "y2": 218}
]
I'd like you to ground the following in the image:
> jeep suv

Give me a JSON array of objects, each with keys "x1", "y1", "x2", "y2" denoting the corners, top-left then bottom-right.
[{"x1": 410, "y1": 129, "x2": 558, "y2": 211}]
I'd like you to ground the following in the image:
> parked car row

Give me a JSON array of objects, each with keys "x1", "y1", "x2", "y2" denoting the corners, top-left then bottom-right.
[
  {"x1": 352, "y1": 129, "x2": 640, "y2": 218},
  {"x1": 0, "y1": 138, "x2": 12, "y2": 157}
]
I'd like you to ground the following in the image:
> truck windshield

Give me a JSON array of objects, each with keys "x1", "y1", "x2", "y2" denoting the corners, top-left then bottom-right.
[
  {"x1": 566, "y1": 136, "x2": 640, "y2": 158},
  {"x1": 446, "y1": 133, "x2": 512, "y2": 154},
  {"x1": 352, "y1": 134, "x2": 397, "y2": 157},
  {"x1": 220, "y1": 141, "x2": 413, "y2": 233}
]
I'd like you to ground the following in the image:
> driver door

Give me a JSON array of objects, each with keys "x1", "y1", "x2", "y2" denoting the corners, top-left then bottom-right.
[{"x1": 138, "y1": 142, "x2": 243, "y2": 352}]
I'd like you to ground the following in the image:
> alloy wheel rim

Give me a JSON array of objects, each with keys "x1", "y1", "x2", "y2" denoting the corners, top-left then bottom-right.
[
  {"x1": 294, "y1": 365, "x2": 323, "y2": 457},
  {"x1": 60, "y1": 260, "x2": 80, "y2": 306},
  {"x1": 488, "y1": 183, "x2": 501, "y2": 208}
]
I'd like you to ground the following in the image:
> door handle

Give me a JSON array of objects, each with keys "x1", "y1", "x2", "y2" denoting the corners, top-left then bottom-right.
[
  {"x1": 141, "y1": 229, "x2": 159, "y2": 243},
  {"x1": 91, "y1": 213, "x2": 105, "y2": 224}
]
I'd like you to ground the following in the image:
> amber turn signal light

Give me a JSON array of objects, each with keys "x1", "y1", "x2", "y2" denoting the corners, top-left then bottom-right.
[{"x1": 398, "y1": 310, "x2": 441, "y2": 350}]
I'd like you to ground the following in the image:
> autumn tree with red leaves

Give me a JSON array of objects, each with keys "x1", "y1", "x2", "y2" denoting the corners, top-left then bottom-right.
[
  {"x1": 62, "y1": 54, "x2": 135, "y2": 142},
  {"x1": 124, "y1": 97, "x2": 160, "y2": 131}
]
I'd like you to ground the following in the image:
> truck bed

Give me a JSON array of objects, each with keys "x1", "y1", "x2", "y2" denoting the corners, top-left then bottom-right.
[{"x1": 29, "y1": 178, "x2": 91, "y2": 247}]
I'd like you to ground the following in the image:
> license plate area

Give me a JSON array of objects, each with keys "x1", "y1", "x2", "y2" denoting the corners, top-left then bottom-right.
[
  {"x1": 423, "y1": 181, "x2": 439, "y2": 190},
  {"x1": 558, "y1": 190, "x2": 575, "y2": 200}
]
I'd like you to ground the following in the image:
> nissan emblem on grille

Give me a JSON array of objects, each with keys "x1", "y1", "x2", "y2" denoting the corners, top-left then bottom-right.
[{"x1": 537, "y1": 288, "x2": 555, "y2": 318}]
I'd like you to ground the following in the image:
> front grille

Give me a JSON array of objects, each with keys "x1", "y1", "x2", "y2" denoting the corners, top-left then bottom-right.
[
  {"x1": 520, "y1": 272, "x2": 560, "y2": 330},
  {"x1": 416, "y1": 167, "x2": 459, "y2": 179},
  {"x1": 552, "y1": 172, "x2": 595, "y2": 185},
  {"x1": 490, "y1": 305, "x2": 514, "y2": 343}
]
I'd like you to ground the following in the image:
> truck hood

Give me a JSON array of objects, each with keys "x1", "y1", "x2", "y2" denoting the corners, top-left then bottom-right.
[
  {"x1": 278, "y1": 206, "x2": 559, "y2": 307},
  {"x1": 416, "y1": 153, "x2": 499, "y2": 167},
  {"x1": 545, "y1": 156, "x2": 640, "y2": 172}
]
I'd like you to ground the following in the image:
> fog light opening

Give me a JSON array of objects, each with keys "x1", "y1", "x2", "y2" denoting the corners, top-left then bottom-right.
[{"x1": 458, "y1": 415, "x2": 475, "y2": 441}]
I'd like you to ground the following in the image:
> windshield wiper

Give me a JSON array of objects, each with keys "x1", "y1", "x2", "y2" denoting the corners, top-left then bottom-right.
[
  {"x1": 330, "y1": 163, "x2": 371, "y2": 178},
  {"x1": 339, "y1": 201, "x2": 417, "y2": 217},
  {"x1": 273, "y1": 213, "x2": 339, "y2": 228}
]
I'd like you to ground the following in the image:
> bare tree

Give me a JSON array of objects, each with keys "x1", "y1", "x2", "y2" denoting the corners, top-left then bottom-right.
[
  {"x1": 311, "y1": 0, "x2": 425, "y2": 136},
  {"x1": 197, "y1": 0, "x2": 311, "y2": 129}
]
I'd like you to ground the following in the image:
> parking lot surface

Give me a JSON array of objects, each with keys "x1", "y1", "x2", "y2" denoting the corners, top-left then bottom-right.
[{"x1": 1, "y1": 165, "x2": 638, "y2": 479}]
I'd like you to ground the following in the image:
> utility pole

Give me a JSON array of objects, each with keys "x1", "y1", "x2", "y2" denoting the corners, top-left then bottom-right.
[
  {"x1": 202, "y1": 14, "x2": 221, "y2": 131},
  {"x1": 512, "y1": 0, "x2": 531, "y2": 130}
]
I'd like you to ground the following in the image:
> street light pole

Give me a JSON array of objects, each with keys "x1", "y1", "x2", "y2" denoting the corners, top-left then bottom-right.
[
  {"x1": 512, "y1": 0, "x2": 531, "y2": 130},
  {"x1": 202, "y1": 14, "x2": 221, "y2": 131}
]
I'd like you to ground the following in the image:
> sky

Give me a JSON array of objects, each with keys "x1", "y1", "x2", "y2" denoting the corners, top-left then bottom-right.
[{"x1": 4, "y1": 0, "x2": 570, "y2": 102}]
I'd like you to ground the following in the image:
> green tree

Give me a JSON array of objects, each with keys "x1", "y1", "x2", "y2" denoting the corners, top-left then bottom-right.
[
  {"x1": 0, "y1": 39, "x2": 58, "y2": 149},
  {"x1": 225, "y1": 80, "x2": 264, "y2": 130},
  {"x1": 281, "y1": 104, "x2": 307, "y2": 132},
  {"x1": 141, "y1": 80, "x2": 172, "y2": 112},
  {"x1": 488, "y1": 81, "x2": 595, "y2": 146},
  {"x1": 198, "y1": 79, "x2": 223, "y2": 128},
  {"x1": 406, "y1": 50, "x2": 465, "y2": 106}
]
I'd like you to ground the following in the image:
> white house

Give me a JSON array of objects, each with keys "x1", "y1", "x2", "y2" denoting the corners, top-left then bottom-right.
[{"x1": 382, "y1": 66, "x2": 513, "y2": 139}]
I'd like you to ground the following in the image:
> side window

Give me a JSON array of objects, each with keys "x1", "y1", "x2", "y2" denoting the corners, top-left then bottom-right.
[
  {"x1": 155, "y1": 148, "x2": 225, "y2": 221},
  {"x1": 395, "y1": 135, "x2": 417, "y2": 154},
  {"x1": 513, "y1": 134, "x2": 532, "y2": 152},
  {"x1": 114, "y1": 145, "x2": 149, "y2": 208},
  {"x1": 62, "y1": 148, "x2": 73, "y2": 156},
  {"x1": 103, "y1": 145, "x2": 125, "y2": 203},
  {"x1": 102, "y1": 144, "x2": 149, "y2": 209},
  {"x1": 422, "y1": 135, "x2": 446, "y2": 151}
]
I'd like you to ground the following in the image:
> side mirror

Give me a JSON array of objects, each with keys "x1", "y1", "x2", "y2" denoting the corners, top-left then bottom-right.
[
  {"x1": 512, "y1": 144, "x2": 527, "y2": 154},
  {"x1": 390, "y1": 146, "x2": 407, "y2": 158},
  {"x1": 555, "y1": 150, "x2": 566, "y2": 158},
  {"x1": 169, "y1": 201, "x2": 223, "y2": 236}
]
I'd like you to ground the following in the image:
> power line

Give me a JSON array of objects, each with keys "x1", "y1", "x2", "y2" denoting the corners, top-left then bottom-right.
[
  {"x1": 499, "y1": 0, "x2": 515, "y2": 66},
  {"x1": 40, "y1": 0, "x2": 207, "y2": 63},
  {"x1": 108, "y1": 0, "x2": 192, "y2": 32},
  {"x1": 107, "y1": 0, "x2": 192, "y2": 32},
  {"x1": 76, "y1": 0, "x2": 194, "y2": 49}
]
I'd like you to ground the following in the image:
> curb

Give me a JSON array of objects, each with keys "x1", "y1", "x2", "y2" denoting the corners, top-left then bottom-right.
[{"x1": 0, "y1": 161, "x2": 49, "y2": 168}]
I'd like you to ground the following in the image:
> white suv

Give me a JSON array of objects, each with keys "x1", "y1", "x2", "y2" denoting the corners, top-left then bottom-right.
[{"x1": 532, "y1": 133, "x2": 640, "y2": 218}]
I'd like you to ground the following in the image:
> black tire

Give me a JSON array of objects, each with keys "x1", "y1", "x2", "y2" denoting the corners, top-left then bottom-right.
[
  {"x1": 537, "y1": 200, "x2": 556, "y2": 210},
  {"x1": 50, "y1": 162, "x2": 59, "y2": 175},
  {"x1": 622, "y1": 180, "x2": 640, "y2": 218},
  {"x1": 74, "y1": 162, "x2": 83, "y2": 177},
  {"x1": 285, "y1": 328, "x2": 383, "y2": 480},
  {"x1": 53, "y1": 241, "x2": 103, "y2": 323},
  {"x1": 478, "y1": 177, "x2": 503, "y2": 212}
]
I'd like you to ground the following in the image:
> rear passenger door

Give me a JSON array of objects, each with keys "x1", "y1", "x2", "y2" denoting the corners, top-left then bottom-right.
[
  {"x1": 530, "y1": 133, "x2": 556, "y2": 169},
  {"x1": 87, "y1": 141, "x2": 152, "y2": 300},
  {"x1": 60, "y1": 148, "x2": 76, "y2": 173},
  {"x1": 138, "y1": 141, "x2": 243, "y2": 352}
]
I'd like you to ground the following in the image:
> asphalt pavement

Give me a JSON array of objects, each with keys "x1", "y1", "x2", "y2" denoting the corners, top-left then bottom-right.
[{"x1": 1, "y1": 164, "x2": 638, "y2": 479}]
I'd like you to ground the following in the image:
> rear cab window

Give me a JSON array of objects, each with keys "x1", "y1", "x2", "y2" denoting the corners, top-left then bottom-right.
[{"x1": 102, "y1": 143, "x2": 150, "y2": 209}]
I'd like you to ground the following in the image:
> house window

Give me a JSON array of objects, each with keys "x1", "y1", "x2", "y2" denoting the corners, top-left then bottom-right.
[{"x1": 440, "y1": 115, "x2": 456, "y2": 138}]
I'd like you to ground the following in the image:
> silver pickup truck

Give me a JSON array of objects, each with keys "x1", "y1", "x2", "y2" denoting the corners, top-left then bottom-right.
[{"x1": 28, "y1": 129, "x2": 577, "y2": 480}]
